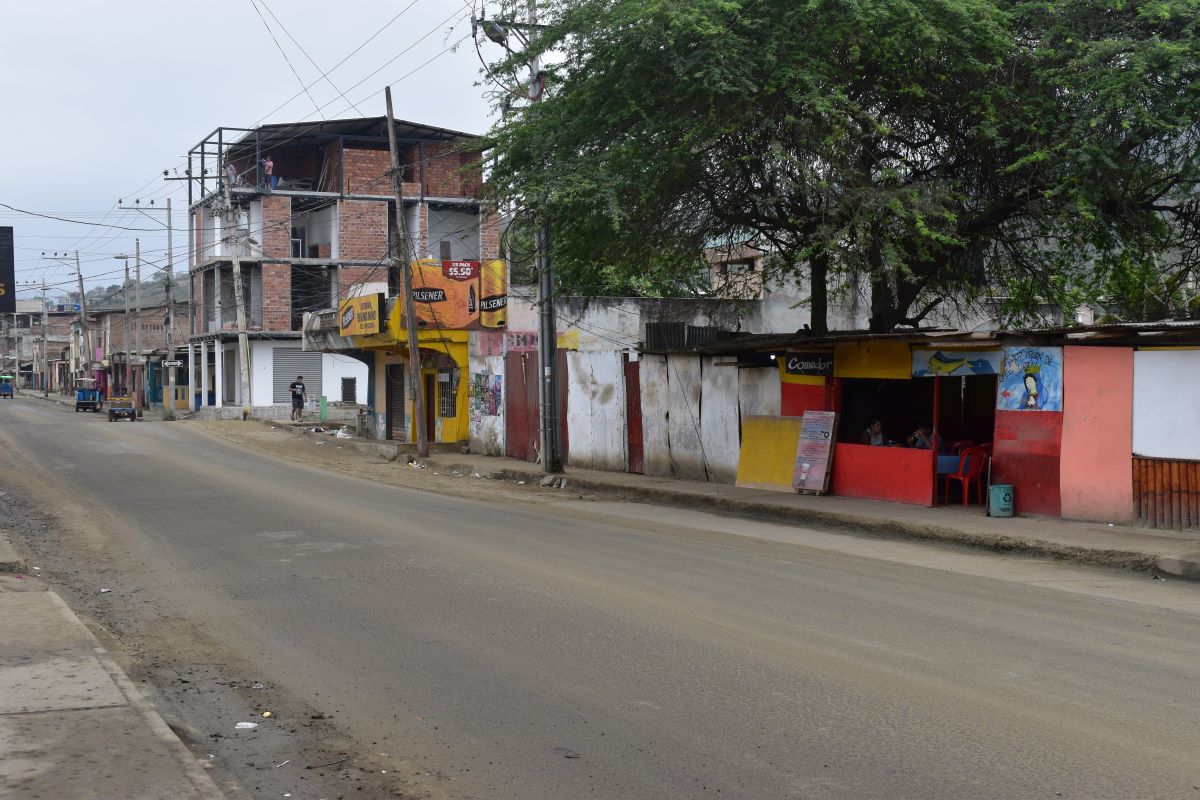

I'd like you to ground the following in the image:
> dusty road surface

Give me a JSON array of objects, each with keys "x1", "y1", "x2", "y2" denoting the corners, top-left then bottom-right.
[{"x1": 4, "y1": 396, "x2": 1200, "y2": 800}]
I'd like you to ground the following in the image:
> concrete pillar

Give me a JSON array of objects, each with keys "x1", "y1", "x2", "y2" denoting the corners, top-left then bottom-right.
[
  {"x1": 214, "y1": 341, "x2": 224, "y2": 408},
  {"x1": 200, "y1": 339, "x2": 210, "y2": 407},
  {"x1": 187, "y1": 341, "x2": 196, "y2": 411}
]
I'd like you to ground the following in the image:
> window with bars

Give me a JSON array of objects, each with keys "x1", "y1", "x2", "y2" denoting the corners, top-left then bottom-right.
[{"x1": 437, "y1": 370, "x2": 456, "y2": 418}]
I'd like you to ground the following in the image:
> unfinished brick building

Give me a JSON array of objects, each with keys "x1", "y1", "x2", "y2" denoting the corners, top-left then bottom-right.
[{"x1": 184, "y1": 117, "x2": 498, "y2": 417}]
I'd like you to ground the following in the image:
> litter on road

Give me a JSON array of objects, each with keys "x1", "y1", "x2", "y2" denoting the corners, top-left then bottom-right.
[{"x1": 234, "y1": 722, "x2": 258, "y2": 730}]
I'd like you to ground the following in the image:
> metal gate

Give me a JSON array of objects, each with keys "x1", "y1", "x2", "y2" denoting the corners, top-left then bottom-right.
[
  {"x1": 624, "y1": 358, "x2": 644, "y2": 474},
  {"x1": 504, "y1": 349, "x2": 571, "y2": 464},
  {"x1": 505, "y1": 352, "x2": 538, "y2": 461},
  {"x1": 272, "y1": 348, "x2": 322, "y2": 403},
  {"x1": 385, "y1": 363, "x2": 406, "y2": 441}
]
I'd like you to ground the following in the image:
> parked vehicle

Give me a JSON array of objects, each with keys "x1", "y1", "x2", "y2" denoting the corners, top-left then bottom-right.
[
  {"x1": 107, "y1": 395, "x2": 137, "y2": 422},
  {"x1": 74, "y1": 378, "x2": 101, "y2": 412},
  {"x1": 0, "y1": 375, "x2": 13, "y2": 399}
]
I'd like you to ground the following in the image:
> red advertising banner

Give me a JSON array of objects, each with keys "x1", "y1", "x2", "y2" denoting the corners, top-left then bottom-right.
[{"x1": 442, "y1": 260, "x2": 480, "y2": 281}]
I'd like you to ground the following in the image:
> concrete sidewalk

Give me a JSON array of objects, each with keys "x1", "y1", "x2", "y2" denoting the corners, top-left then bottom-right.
[
  {"x1": 411, "y1": 452, "x2": 1200, "y2": 581},
  {"x1": 0, "y1": 540, "x2": 225, "y2": 799}
]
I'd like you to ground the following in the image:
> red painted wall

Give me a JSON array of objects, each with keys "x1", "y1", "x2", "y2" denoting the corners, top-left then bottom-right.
[
  {"x1": 831, "y1": 443, "x2": 934, "y2": 505},
  {"x1": 781, "y1": 383, "x2": 825, "y2": 416},
  {"x1": 992, "y1": 410, "x2": 1063, "y2": 516},
  {"x1": 1059, "y1": 346, "x2": 1134, "y2": 523}
]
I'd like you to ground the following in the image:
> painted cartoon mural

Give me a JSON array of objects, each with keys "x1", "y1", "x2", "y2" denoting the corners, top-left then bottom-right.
[
  {"x1": 996, "y1": 346, "x2": 1063, "y2": 411},
  {"x1": 911, "y1": 349, "x2": 1002, "y2": 377}
]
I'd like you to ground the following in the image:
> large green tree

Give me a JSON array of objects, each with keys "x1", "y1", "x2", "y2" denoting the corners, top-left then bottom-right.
[{"x1": 484, "y1": 0, "x2": 1200, "y2": 331}]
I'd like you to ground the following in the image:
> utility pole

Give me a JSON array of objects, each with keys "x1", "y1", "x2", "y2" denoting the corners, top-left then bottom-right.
[
  {"x1": 475, "y1": 2, "x2": 559, "y2": 470},
  {"x1": 117, "y1": 200, "x2": 176, "y2": 418},
  {"x1": 385, "y1": 85, "x2": 428, "y2": 457},
  {"x1": 123, "y1": 263, "x2": 131, "y2": 395},
  {"x1": 526, "y1": 0, "x2": 560, "y2": 472},
  {"x1": 223, "y1": 174, "x2": 253, "y2": 419},
  {"x1": 135, "y1": 238, "x2": 142, "y2": 406},
  {"x1": 75, "y1": 251, "x2": 91, "y2": 379},
  {"x1": 40, "y1": 281, "x2": 48, "y2": 396},
  {"x1": 164, "y1": 198, "x2": 176, "y2": 420}
]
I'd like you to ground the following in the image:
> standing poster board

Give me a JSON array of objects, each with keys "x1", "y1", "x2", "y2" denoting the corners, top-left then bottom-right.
[{"x1": 793, "y1": 410, "x2": 838, "y2": 494}]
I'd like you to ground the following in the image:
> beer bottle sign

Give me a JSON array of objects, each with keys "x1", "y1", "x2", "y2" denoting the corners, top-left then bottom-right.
[{"x1": 480, "y1": 259, "x2": 508, "y2": 329}]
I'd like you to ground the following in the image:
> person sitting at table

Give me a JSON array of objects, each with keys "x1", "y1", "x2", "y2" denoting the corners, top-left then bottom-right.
[
  {"x1": 860, "y1": 419, "x2": 886, "y2": 446},
  {"x1": 908, "y1": 424, "x2": 939, "y2": 451}
]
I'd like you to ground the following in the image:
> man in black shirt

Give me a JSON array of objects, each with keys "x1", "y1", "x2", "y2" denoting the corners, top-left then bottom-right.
[{"x1": 289, "y1": 375, "x2": 306, "y2": 421}]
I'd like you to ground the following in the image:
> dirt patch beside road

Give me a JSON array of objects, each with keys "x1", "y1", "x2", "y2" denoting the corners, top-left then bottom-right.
[{"x1": 189, "y1": 419, "x2": 585, "y2": 510}]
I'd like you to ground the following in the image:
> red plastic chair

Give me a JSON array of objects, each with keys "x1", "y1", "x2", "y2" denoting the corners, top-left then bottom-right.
[{"x1": 943, "y1": 446, "x2": 988, "y2": 506}]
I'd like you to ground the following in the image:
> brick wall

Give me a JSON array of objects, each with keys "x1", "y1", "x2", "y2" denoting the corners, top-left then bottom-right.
[
  {"x1": 262, "y1": 263, "x2": 292, "y2": 331},
  {"x1": 480, "y1": 208, "x2": 500, "y2": 260},
  {"x1": 421, "y1": 143, "x2": 483, "y2": 198},
  {"x1": 262, "y1": 195, "x2": 292, "y2": 259},
  {"x1": 342, "y1": 147, "x2": 392, "y2": 194},
  {"x1": 336, "y1": 267, "x2": 380, "y2": 300},
  {"x1": 338, "y1": 200, "x2": 388, "y2": 262}
]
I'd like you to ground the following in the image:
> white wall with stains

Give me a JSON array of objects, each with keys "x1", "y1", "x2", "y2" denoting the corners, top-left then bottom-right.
[
  {"x1": 666, "y1": 355, "x2": 707, "y2": 480},
  {"x1": 738, "y1": 366, "x2": 781, "y2": 417},
  {"x1": 566, "y1": 351, "x2": 628, "y2": 471},
  {"x1": 639, "y1": 355, "x2": 673, "y2": 477},
  {"x1": 700, "y1": 357, "x2": 740, "y2": 483}
]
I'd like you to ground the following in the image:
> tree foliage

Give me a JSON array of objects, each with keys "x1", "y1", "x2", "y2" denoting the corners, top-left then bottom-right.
[{"x1": 484, "y1": 0, "x2": 1200, "y2": 331}]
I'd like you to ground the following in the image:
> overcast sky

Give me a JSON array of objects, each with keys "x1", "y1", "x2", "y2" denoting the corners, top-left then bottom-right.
[{"x1": 0, "y1": 0, "x2": 495, "y2": 299}]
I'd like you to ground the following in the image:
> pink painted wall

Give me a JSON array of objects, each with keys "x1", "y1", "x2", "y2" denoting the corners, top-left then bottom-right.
[{"x1": 1059, "y1": 346, "x2": 1134, "y2": 523}]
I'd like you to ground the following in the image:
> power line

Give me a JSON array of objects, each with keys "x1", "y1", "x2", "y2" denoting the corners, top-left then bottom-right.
[
  {"x1": 254, "y1": 0, "x2": 365, "y2": 116},
  {"x1": 0, "y1": 203, "x2": 159, "y2": 232},
  {"x1": 248, "y1": 0, "x2": 325, "y2": 118}
]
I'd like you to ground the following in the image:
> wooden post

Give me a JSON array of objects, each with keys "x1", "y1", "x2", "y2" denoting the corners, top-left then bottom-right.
[{"x1": 384, "y1": 86, "x2": 427, "y2": 457}]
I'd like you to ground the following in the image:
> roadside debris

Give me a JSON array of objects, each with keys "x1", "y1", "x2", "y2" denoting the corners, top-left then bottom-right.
[
  {"x1": 306, "y1": 756, "x2": 349, "y2": 770},
  {"x1": 234, "y1": 721, "x2": 258, "y2": 730},
  {"x1": 262, "y1": 710, "x2": 273, "y2": 718},
  {"x1": 98, "y1": 588, "x2": 112, "y2": 593}
]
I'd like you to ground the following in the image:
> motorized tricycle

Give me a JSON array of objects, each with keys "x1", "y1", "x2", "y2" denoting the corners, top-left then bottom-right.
[
  {"x1": 0, "y1": 375, "x2": 13, "y2": 399},
  {"x1": 107, "y1": 395, "x2": 138, "y2": 422},
  {"x1": 74, "y1": 378, "x2": 101, "y2": 412}
]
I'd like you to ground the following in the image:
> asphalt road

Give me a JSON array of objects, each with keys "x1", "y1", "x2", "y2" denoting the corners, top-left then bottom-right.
[{"x1": 4, "y1": 396, "x2": 1200, "y2": 799}]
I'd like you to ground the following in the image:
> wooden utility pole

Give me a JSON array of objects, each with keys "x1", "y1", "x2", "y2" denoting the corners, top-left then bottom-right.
[
  {"x1": 385, "y1": 85, "x2": 428, "y2": 456},
  {"x1": 40, "y1": 281, "x2": 48, "y2": 396},
  {"x1": 224, "y1": 175, "x2": 253, "y2": 419},
  {"x1": 75, "y1": 251, "x2": 91, "y2": 378},
  {"x1": 164, "y1": 198, "x2": 176, "y2": 419}
]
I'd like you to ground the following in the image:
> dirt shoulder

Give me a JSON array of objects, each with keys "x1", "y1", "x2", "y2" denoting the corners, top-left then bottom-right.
[{"x1": 187, "y1": 419, "x2": 585, "y2": 511}]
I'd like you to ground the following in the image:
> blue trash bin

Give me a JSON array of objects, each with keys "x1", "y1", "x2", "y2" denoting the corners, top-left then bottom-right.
[{"x1": 989, "y1": 484, "x2": 1014, "y2": 517}]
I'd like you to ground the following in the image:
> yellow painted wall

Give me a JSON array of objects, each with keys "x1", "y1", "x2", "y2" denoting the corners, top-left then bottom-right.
[
  {"x1": 834, "y1": 342, "x2": 912, "y2": 379},
  {"x1": 736, "y1": 415, "x2": 804, "y2": 492},
  {"x1": 370, "y1": 330, "x2": 470, "y2": 443}
]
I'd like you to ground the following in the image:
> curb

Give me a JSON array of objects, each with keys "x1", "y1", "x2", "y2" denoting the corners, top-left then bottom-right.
[{"x1": 490, "y1": 466, "x2": 1189, "y2": 579}]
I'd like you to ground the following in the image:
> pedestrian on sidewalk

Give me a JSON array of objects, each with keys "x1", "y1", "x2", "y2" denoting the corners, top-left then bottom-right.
[{"x1": 289, "y1": 375, "x2": 306, "y2": 421}]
